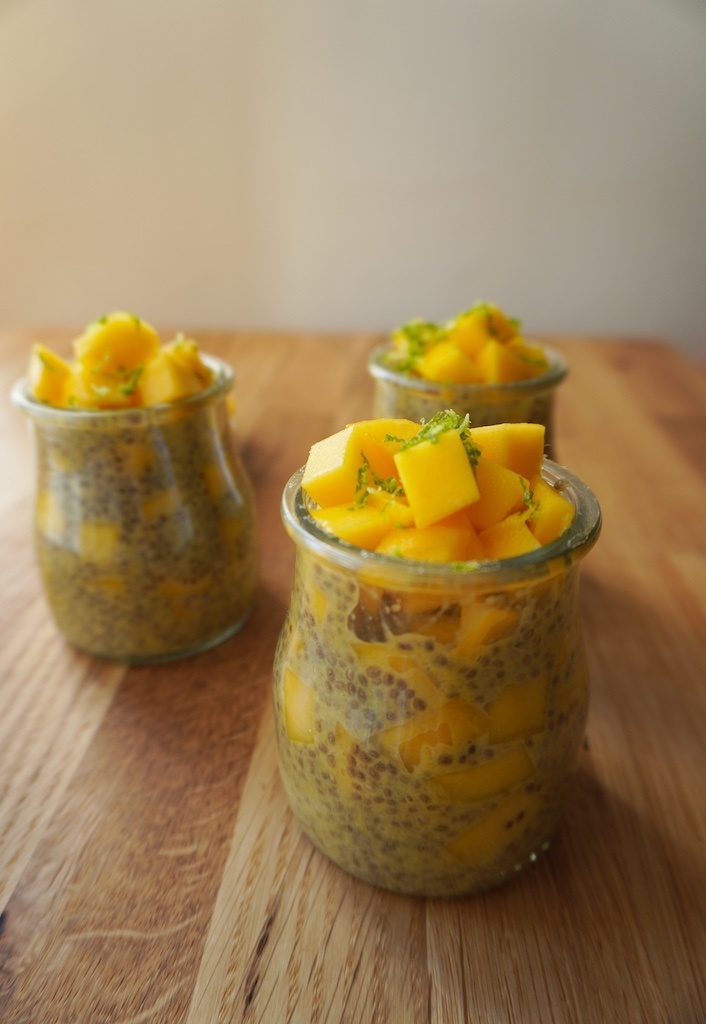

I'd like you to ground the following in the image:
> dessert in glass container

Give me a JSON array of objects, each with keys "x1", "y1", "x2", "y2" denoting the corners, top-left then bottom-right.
[
  {"x1": 274, "y1": 412, "x2": 600, "y2": 897},
  {"x1": 12, "y1": 312, "x2": 258, "y2": 663},
  {"x1": 368, "y1": 303, "x2": 567, "y2": 457}
]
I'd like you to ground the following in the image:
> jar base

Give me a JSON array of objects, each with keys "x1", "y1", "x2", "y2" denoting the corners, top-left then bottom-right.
[
  {"x1": 66, "y1": 608, "x2": 254, "y2": 666},
  {"x1": 293, "y1": 817, "x2": 556, "y2": 899}
]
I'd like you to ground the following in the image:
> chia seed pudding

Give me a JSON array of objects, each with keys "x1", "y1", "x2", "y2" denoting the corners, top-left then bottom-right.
[
  {"x1": 12, "y1": 356, "x2": 258, "y2": 663},
  {"x1": 274, "y1": 462, "x2": 600, "y2": 898},
  {"x1": 368, "y1": 343, "x2": 568, "y2": 458}
]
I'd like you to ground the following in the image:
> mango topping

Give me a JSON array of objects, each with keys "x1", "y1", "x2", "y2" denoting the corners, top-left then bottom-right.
[
  {"x1": 301, "y1": 411, "x2": 574, "y2": 562},
  {"x1": 383, "y1": 301, "x2": 550, "y2": 385},
  {"x1": 26, "y1": 312, "x2": 215, "y2": 409}
]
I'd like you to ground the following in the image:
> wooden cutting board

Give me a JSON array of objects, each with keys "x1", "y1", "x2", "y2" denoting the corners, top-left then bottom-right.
[{"x1": 0, "y1": 328, "x2": 704, "y2": 1023}]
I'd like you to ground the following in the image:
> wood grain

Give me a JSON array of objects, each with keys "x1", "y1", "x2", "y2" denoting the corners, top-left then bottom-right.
[{"x1": 0, "y1": 329, "x2": 704, "y2": 1023}]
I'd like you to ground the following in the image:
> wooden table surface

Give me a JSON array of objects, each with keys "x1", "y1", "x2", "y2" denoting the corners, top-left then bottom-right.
[{"x1": 0, "y1": 328, "x2": 704, "y2": 1024}]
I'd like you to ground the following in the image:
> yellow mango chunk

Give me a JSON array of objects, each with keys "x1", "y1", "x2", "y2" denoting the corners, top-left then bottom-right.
[
  {"x1": 78, "y1": 521, "x2": 120, "y2": 564},
  {"x1": 394, "y1": 428, "x2": 480, "y2": 528},
  {"x1": 528, "y1": 475, "x2": 575, "y2": 545},
  {"x1": 310, "y1": 494, "x2": 412, "y2": 551},
  {"x1": 476, "y1": 338, "x2": 539, "y2": 383},
  {"x1": 376, "y1": 698, "x2": 491, "y2": 772},
  {"x1": 283, "y1": 668, "x2": 316, "y2": 743},
  {"x1": 36, "y1": 491, "x2": 65, "y2": 542},
  {"x1": 445, "y1": 790, "x2": 544, "y2": 865},
  {"x1": 472, "y1": 422, "x2": 546, "y2": 481},
  {"x1": 375, "y1": 522, "x2": 473, "y2": 563},
  {"x1": 488, "y1": 677, "x2": 548, "y2": 743},
  {"x1": 430, "y1": 743, "x2": 536, "y2": 803},
  {"x1": 119, "y1": 441, "x2": 154, "y2": 475},
  {"x1": 28, "y1": 345, "x2": 72, "y2": 406},
  {"x1": 455, "y1": 603, "x2": 519, "y2": 656},
  {"x1": 201, "y1": 463, "x2": 230, "y2": 500},
  {"x1": 66, "y1": 366, "x2": 138, "y2": 409},
  {"x1": 468, "y1": 457, "x2": 528, "y2": 532},
  {"x1": 479, "y1": 513, "x2": 542, "y2": 559},
  {"x1": 162, "y1": 336, "x2": 214, "y2": 385},
  {"x1": 139, "y1": 348, "x2": 205, "y2": 405},
  {"x1": 416, "y1": 341, "x2": 480, "y2": 384},
  {"x1": 73, "y1": 312, "x2": 160, "y2": 373},
  {"x1": 414, "y1": 611, "x2": 459, "y2": 645},
  {"x1": 508, "y1": 338, "x2": 550, "y2": 376},
  {"x1": 140, "y1": 488, "x2": 181, "y2": 522},
  {"x1": 302, "y1": 419, "x2": 417, "y2": 507},
  {"x1": 446, "y1": 308, "x2": 493, "y2": 359},
  {"x1": 354, "y1": 417, "x2": 423, "y2": 451}
]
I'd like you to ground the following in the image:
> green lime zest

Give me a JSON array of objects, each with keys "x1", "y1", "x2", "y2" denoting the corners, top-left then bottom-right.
[
  {"x1": 353, "y1": 454, "x2": 405, "y2": 507},
  {"x1": 394, "y1": 410, "x2": 481, "y2": 469}
]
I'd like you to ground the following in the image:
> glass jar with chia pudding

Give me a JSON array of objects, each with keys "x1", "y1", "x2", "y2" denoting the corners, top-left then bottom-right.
[
  {"x1": 368, "y1": 343, "x2": 568, "y2": 459},
  {"x1": 12, "y1": 355, "x2": 258, "y2": 663},
  {"x1": 274, "y1": 461, "x2": 600, "y2": 898}
]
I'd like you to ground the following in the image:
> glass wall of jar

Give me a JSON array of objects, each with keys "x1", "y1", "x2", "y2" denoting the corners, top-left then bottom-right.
[
  {"x1": 368, "y1": 344, "x2": 568, "y2": 458},
  {"x1": 274, "y1": 461, "x2": 600, "y2": 898},
  {"x1": 12, "y1": 356, "x2": 258, "y2": 663}
]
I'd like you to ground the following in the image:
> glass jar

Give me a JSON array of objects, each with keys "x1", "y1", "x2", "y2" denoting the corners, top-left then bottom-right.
[
  {"x1": 368, "y1": 343, "x2": 568, "y2": 458},
  {"x1": 274, "y1": 461, "x2": 600, "y2": 898},
  {"x1": 12, "y1": 356, "x2": 258, "y2": 664}
]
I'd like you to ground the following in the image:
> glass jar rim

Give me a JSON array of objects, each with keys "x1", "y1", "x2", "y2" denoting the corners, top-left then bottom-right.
[
  {"x1": 367, "y1": 341, "x2": 568, "y2": 398},
  {"x1": 10, "y1": 353, "x2": 233, "y2": 431},
  {"x1": 281, "y1": 460, "x2": 601, "y2": 588}
]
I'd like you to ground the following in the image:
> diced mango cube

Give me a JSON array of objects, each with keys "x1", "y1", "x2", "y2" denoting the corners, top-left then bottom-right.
[
  {"x1": 283, "y1": 668, "x2": 315, "y2": 743},
  {"x1": 78, "y1": 521, "x2": 120, "y2": 564},
  {"x1": 73, "y1": 312, "x2": 160, "y2": 373},
  {"x1": 416, "y1": 341, "x2": 480, "y2": 383},
  {"x1": 445, "y1": 790, "x2": 544, "y2": 865},
  {"x1": 375, "y1": 522, "x2": 472, "y2": 563},
  {"x1": 302, "y1": 419, "x2": 417, "y2": 507},
  {"x1": 162, "y1": 336, "x2": 214, "y2": 385},
  {"x1": 455, "y1": 603, "x2": 519, "y2": 656},
  {"x1": 394, "y1": 428, "x2": 480, "y2": 528},
  {"x1": 468, "y1": 457, "x2": 528, "y2": 532},
  {"x1": 353, "y1": 417, "x2": 421, "y2": 451},
  {"x1": 201, "y1": 463, "x2": 228, "y2": 500},
  {"x1": 507, "y1": 338, "x2": 550, "y2": 375},
  {"x1": 36, "y1": 490, "x2": 65, "y2": 542},
  {"x1": 476, "y1": 338, "x2": 538, "y2": 383},
  {"x1": 488, "y1": 677, "x2": 548, "y2": 743},
  {"x1": 446, "y1": 308, "x2": 493, "y2": 359},
  {"x1": 528, "y1": 475, "x2": 575, "y2": 545},
  {"x1": 479, "y1": 514, "x2": 542, "y2": 559},
  {"x1": 140, "y1": 489, "x2": 181, "y2": 522},
  {"x1": 310, "y1": 495, "x2": 413, "y2": 551},
  {"x1": 430, "y1": 743, "x2": 536, "y2": 803},
  {"x1": 139, "y1": 349, "x2": 205, "y2": 405},
  {"x1": 472, "y1": 423, "x2": 546, "y2": 481},
  {"x1": 376, "y1": 698, "x2": 491, "y2": 772},
  {"x1": 66, "y1": 367, "x2": 138, "y2": 409},
  {"x1": 28, "y1": 345, "x2": 72, "y2": 406}
]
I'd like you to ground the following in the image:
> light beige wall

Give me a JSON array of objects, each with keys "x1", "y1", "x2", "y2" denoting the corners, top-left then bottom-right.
[{"x1": 1, "y1": 0, "x2": 705, "y2": 357}]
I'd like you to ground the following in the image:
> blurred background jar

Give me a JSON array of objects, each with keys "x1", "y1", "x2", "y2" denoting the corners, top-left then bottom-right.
[
  {"x1": 368, "y1": 342, "x2": 568, "y2": 458},
  {"x1": 12, "y1": 355, "x2": 258, "y2": 663}
]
